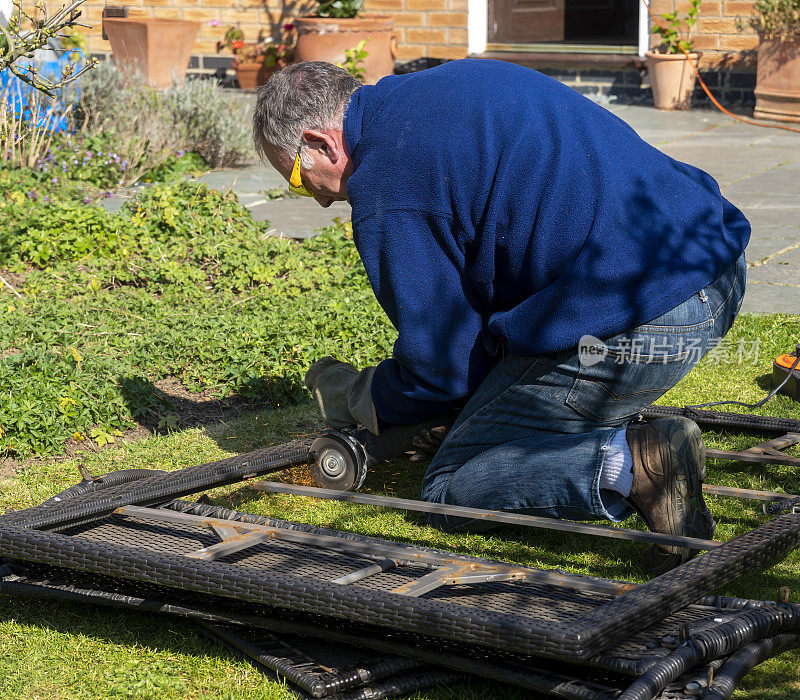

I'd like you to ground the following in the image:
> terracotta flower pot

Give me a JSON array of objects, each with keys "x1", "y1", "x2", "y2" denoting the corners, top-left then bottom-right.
[
  {"x1": 754, "y1": 37, "x2": 800, "y2": 123},
  {"x1": 645, "y1": 51, "x2": 700, "y2": 110},
  {"x1": 104, "y1": 18, "x2": 199, "y2": 89},
  {"x1": 235, "y1": 61, "x2": 276, "y2": 90},
  {"x1": 293, "y1": 16, "x2": 398, "y2": 85}
]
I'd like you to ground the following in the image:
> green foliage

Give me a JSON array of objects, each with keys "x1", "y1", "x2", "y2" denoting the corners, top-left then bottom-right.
[
  {"x1": 315, "y1": 0, "x2": 364, "y2": 19},
  {"x1": 746, "y1": 0, "x2": 800, "y2": 39},
  {"x1": 0, "y1": 200, "x2": 127, "y2": 268},
  {"x1": 339, "y1": 39, "x2": 369, "y2": 82},
  {"x1": 0, "y1": 182, "x2": 392, "y2": 458},
  {"x1": 141, "y1": 151, "x2": 208, "y2": 184},
  {"x1": 651, "y1": 0, "x2": 701, "y2": 54},
  {"x1": 163, "y1": 79, "x2": 252, "y2": 169},
  {"x1": 71, "y1": 63, "x2": 246, "y2": 185}
]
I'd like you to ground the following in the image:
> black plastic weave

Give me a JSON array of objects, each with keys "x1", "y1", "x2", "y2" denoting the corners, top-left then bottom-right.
[
  {"x1": 1, "y1": 440, "x2": 311, "y2": 530},
  {"x1": 2, "y1": 499, "x2": 799, "y2": 662},
  {"x1": 8, "y1": 567, "x2": 797, "y2": 700},
  {"x1": 642, "y1": 405, "x2": 800, "y2": 435},
  {"x1": 197, "y1": 621, "x2": 429, "y2": 697}
]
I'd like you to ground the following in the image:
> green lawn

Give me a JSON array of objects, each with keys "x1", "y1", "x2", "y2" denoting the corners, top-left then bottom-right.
[
  {"x1": 1, "y1": 313, "x2": 799, "y2": 699},
  {"x1": 1, "y1": 188, "x2": 799, "y2": 697}
]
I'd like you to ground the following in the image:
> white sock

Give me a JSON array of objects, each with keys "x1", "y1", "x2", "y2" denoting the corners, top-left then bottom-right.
[{"x1": 600, "y1": 428, "x2": 633, "y2": 497}]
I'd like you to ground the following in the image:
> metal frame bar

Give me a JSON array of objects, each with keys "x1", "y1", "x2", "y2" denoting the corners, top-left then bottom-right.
[
  {"x1": 707, "y1": 433, "x2": 800, "y2": 468},
  {"x1": 246, "y1": 482, "x2": 722, "y2": 551},
  {"x1": 703, "y1": 484, "x2": 800, "y2": 503},
  {"x1": 115, "y1": 505, "x2": 636, "y2": 598}
]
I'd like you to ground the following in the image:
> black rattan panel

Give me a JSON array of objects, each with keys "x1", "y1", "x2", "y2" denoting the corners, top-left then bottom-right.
[{"x1": 2, "y1": 505, "x2": 799, "y2": 661}]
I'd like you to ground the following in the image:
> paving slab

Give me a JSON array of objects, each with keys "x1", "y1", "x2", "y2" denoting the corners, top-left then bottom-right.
[
  {"x1": 249, "y1": 197, "x2": 352, "y2": 239},
  {"x1": 194, "y1": 163, "x2": 285, "y2": 194},
  {"x1": 739, "y1": 281, "x2": 800, "y2": 315},
  {"x1": 747, "y1": 246, "x2": 800, "y2": 285},
  {"x1": 744, "y1": 236, "x2": 800, "y2": 265}
]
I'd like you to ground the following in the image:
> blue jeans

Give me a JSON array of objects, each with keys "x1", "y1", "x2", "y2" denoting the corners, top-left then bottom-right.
[{"x1": 420, "y1": 254, "x2": 747, "y2": 530}]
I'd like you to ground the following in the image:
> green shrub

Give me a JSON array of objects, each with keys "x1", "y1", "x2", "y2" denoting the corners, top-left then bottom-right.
[
  {"x1": 0, "y1": 345, "x2": 128, "y2": 457},
  {"x1": 747, "y1": 0, "x2": 800, "y2": 39},
  {"x1": 0, "y1": 178, "x2": 396, "y2": 458},
  {"x1": 164, "y1": 79, "x2": 252, "y2": 168},
  {"x1": 0, "y1": 210, "x2": 393, "y2": 458},
  {"x1": 0, "y1": 201, "x2": 128, "y2": 268},
  {"x1": 73, "y1": 64, "x2": 250, "y2": 182}
]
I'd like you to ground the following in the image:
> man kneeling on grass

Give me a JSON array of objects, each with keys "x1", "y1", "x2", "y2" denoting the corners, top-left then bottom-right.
[{"x1": 252, "y1": 60, "x2": 749, "y2": 574}]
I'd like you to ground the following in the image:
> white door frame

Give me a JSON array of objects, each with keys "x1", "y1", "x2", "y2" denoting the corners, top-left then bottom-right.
[{"x1": 468, "y1": 0, "x2": 649, "y2": 57}]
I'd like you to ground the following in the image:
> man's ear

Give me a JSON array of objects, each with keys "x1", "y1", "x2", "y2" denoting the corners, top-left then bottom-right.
[{"x1": 302, "y1": 129, "x2": 340, "y2": 164}]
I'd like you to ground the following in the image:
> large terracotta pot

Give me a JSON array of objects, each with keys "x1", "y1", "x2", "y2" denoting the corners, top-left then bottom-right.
[
  {"x1": 754, "y1": 37, "x2": 800, "y2": 123},
  {"x1": 293, "y1": 16, "x2": 397, "y2": 85},
  {"x1": 645, "y1": 51, "x2": 700, "y2": 110},
  {"x1": 235, "y1": 61, "x2": 274, "y2": 90},
  {"x1": 103, "y1": 18, "x2": 199, "y2": 89}
]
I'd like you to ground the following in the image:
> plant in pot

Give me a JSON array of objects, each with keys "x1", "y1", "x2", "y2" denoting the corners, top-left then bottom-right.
[
  {"x1": 293, "y1": 0, "x2": 398, "y2": 85},
  {"x1": 744, "y1": 0, "x2": 800, "y2": 122},
  {"x1": 216, "y1": 24, "x2": 294, "y2": 91},
  {"x1": 645, "y1": 0, "x2": 701, "y2": 110}
]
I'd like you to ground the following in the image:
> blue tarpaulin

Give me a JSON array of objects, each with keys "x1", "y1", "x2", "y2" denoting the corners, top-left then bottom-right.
[{"x1": 1, "y1": 46, "x2": 86, "y2": 132}]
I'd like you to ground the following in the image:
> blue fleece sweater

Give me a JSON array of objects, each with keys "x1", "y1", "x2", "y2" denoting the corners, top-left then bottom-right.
[{"x1": 342, "y1": 59, "x2": 750, "y2": 426}]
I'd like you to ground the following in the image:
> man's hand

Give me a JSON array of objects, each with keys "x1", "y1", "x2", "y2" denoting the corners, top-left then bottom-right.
[
  {"x1": 408, "y1": 422, "x2": 453, "y2": 462},
  {"x1": 305, "y1": 356, "x2": 379, "y2": 434}
]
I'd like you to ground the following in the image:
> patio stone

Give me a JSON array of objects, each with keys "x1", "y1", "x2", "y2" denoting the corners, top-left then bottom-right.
[{"x1": 248, "y1": 198, "x2": 352, "y2": 239}]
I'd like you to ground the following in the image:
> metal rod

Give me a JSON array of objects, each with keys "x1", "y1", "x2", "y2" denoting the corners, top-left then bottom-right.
[
  {"x1": 186, "y1": 531, "x2": 275, "y2": 561},
  {"x1": 702, "y1": 484, "x2": 800, "y2": 503},
  {"x1": 209, "y1": 524, "x2": 242, "y2": 541},
  {"x1": 115, "y1": 506, "x2": 636, "y2": 597},
  {"x1": 392, "y1": 565, "x2": 461, "y2": 597},
  {"x1": 247, "y1": 481, "x2": 722, "y2": 551},
  {"x1": 332, "y1": 558, "x2": 397, "y2": 585},
  {"x1": 746, "y1": 433, "x2": 800, "y2": 452},
  {"x1": 706, "y1": 449, "x2": 800, "y2": 467}
]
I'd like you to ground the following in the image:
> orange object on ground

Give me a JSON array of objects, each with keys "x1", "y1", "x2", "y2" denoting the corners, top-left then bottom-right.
[{"x1": 773, "y1": 348, "x2": 800, "y2": 401}]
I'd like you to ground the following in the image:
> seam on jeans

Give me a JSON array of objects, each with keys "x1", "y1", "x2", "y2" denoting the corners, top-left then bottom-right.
[
  {"x1": 709, "y1": 269, "x2": 740, "y2": 322},
  {"x1": 603, "y1": 349, "x2": 691, "y2": 362},
  {"x1": 634, "y1": 314, "x2": 713, "y2": 334},
  {"x1": 593, "y1": 430, "x2": 618, "y2": 520},
  {"x1": 571, "y1": 375, "x2": 685, "y2": 400}
]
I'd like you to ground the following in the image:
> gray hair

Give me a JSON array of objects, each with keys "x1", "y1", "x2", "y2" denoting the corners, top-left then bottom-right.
[{"x1": 252, "y1": 62, "x2": 360, "y2": 162}]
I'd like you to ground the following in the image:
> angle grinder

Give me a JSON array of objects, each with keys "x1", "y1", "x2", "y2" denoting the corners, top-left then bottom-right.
[{"x1": 309, "y1": 416, "x2": 451, "y2": 491}]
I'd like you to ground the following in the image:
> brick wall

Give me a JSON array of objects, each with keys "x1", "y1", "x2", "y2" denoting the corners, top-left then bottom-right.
[
  {"x1": 79, "y1": 0, "x2": 470, "y2": 65},
  {"x1": 80, "y1": 0, "x2": 759, "y2": 72},
  {"x1": 363, "y1": 0, "x2": 468, "y2": 61},
  {"x1": 647, "y1": 0, "x2": 759, "y2": 67}
]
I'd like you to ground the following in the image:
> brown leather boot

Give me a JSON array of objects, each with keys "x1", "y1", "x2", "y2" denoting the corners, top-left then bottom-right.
[{"x1": 626, "y1": 417, "x2": 715, "y2": 576}]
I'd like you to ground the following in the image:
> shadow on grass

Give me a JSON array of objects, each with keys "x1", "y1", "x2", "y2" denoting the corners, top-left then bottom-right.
[
  {"x1": 0, "y1": 596, "x2": 511, "y2": 700},
  {"x1": 117, "y1": 375, "x2": 309, "y2": 442}
]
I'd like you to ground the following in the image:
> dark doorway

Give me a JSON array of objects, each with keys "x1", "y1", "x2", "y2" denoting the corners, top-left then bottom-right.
[
  {"x1": 489, "y1": 0, "x2": 639, "y2": 45},
  {"x1": 565, "y1": 0, "x2": 639, "y2": 43}
]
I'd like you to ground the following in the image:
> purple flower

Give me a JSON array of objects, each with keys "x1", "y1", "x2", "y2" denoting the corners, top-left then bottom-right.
[
  {"x1": 82, "y1": 196, "x2": 91, "y2": 204},
  {"x1": 51, "y1": 177, "x2": 59, "y2": 184},
  {"x1": 27, "y1": 190, "x2": 37, "y2": 200},
  {"x1": 42, "y1": 195, "x2": 49, "y2": 203},
  {"x1": 176, "y1": 150, "x2": 185, "y2": 157}
]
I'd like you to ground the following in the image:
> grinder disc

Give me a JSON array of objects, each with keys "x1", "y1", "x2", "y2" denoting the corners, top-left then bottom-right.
[{"x1": 310, "y1": 432, "x2": 367, "y2": 491}]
